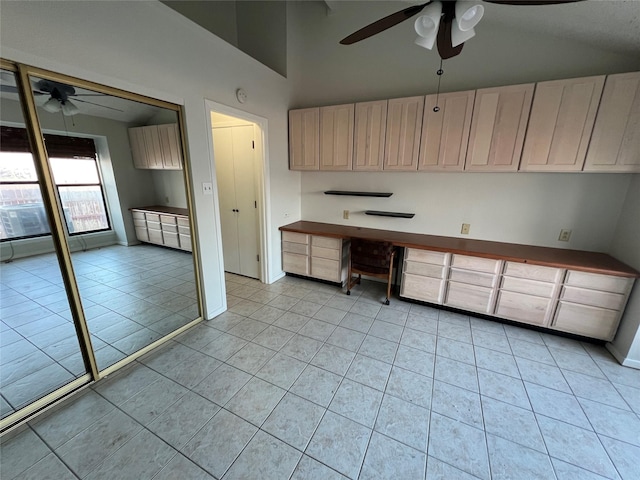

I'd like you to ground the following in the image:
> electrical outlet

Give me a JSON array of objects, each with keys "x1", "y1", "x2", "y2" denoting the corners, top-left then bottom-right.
[
  {"x1": 461, "y1": 223, "x2": 470, "y2": 235},
  {"x1": 343, "y1": 210, "x2": 349, "y2": 220},
  {"x1": 559, "y1": 229, "x2": 572, "y2": 242}
]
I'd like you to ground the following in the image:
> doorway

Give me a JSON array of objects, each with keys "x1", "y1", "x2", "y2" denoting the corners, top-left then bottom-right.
[{"x1": 209, "y1": 109, "x2": 266, "y2": 281}]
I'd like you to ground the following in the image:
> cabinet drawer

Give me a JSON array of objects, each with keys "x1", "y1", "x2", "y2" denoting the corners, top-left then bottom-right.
[
  {"x1": 283, "y1": 241, "x2": 309, "y2": 255},
  {"x1": 312, "y1": 236, "x2": 342, "y2": 249},
  {"x1": 145, "y1": 213, "x2": 160, "y2": 223},
  {"x1": 445, "y1": 281, "x2": 493, "y2": 313},
  {"x1": 163, "y1": 231, "x2": 180, "y2": 248},
  {"x1": 401, "y1": 273, "x2": 443, "y2": 303},
  {"x1": 161, "y1": 223, "x2": 178, "y2": 233},
  {"x1": 177, "y1": 217, "x2": 190, "y2": 227},
  {"x1": 133, "y1": 218, "x2": 146, "y2": 228},
  {"x1": 451, "y1": 254, "x2": 501, "y2": 273},
  {"x1": 282, "y1": 231, "x2": 309, "y2": 245},
  {"x1": 405, "y1": 248, "x2": 448, "y2": 265},
  {"x1": 311, "y1": 245, "x2": 340, "y2": 261},
  {"x1": 495, "y1": 290, "x2": 551, "y2": 326},
  {"x1": 311, "y1": 256, "x2": 340, "y2": 282},
  {"x1": 552, "y1": 301, "x2": 620, "y2": 340},
  {"x1": 283, "y1": 252, "x2": 309, "y2": 276},
  {"x1": 148, "y1": 229, "x2": 163, "y2": 244},
  {"x1": 178, "y1": 225, "x2": 191, "y2": 236},
  {"x1": 564, "y1": 271, "x2": 632, "y2": 294},
  {"x1": 403, "y1": 260, "x2": 446, "y2": 279},
  {"x1": 504, "y1": 262, "x2": 562, "y2": 283},
  {"x1": 449, "y1": 268, "x2": 496, "y2": 288},
  {"x1": 146, "y1": 220, "x2": 161, "y2": 231},
  {"x1": 179, "y1": 234, "x2": 192, "y2": 251},
  {"x1": 160, "y1": 215, "x2": 177, "y2": 225},
  {"x1": 500, "y1": 276, "x2": 555, "y2": 298},
  {"x1": 135, "y1": 227, "x2": 149, "y2": 242},
  {"x1": 132, "y1": 211, "x2": 145, "y2": 221},
  {"x1": 561, "y1": 286, "x2": 626, "y2": 311}
]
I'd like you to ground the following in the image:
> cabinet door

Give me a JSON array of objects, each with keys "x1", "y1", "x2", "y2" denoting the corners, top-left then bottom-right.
[
  {"x1": 128, "y1": 127, "x2": 148, "y2": 168},
  {"x1": 354, "y1": 100, "x2": 387, "y2": 171},
  {"x1": 142, "y1": 126, "x2": 164, "y2": 169},
  {"x1": 319, "y1": 104, "x2": 354, "y2": 171},
  {"x1": 465, "y1": 84, "x2": 534, "y2": 171},
  {"x1": 158, "y1": 124, "x2": 183, "y2": 170},
  {"x1": 418, "y1": 91, "x2": 475, "y2": 171},
  {"x1": 584, "y1": 72, "x2": 640, "y2": 172},
  {"x1": 289, "y1": 108, "x2": 319, "y2": 170},
  {"x1": 520, "y1": 76, "x2": 605, "y2": 172},
  {"x1": 384, "y1": 96, "x2": 424, "y2": 171}
]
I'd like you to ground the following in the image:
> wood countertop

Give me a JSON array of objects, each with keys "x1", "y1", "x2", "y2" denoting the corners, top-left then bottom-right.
[
  {"x1": 131, "y1": 205, "x2": 189, "y2": 217},
  {"x1": 280, "y1": 221, "x2": 639, "y2": 278}
]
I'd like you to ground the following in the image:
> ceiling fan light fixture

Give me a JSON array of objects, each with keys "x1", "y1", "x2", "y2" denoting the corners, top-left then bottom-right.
[
  {"x1": 61, "y1": 99, "x2": 79, "y2": 116},
  {"x1": 451, "y1": 23, "x2": 476, "y2": 48},
  {"x1": 43, "y1": 97, "x2": 61, "y2": 113},
  {"x1": 455, "y1": 1, "x2": 484, "y2": 31},
  {"x1": 414, "y1": 2, "x2": 442, "y2": 50}
]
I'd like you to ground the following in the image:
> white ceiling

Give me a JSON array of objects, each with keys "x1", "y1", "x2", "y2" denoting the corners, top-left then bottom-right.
[{"x1": 328, "y1": 0, "x2": 640, "y2": 56}]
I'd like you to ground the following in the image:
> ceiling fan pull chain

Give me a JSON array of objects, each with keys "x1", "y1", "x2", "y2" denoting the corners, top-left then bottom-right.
[{"x1": 433, "y1": 59, "x2": 444, "y2": 112}]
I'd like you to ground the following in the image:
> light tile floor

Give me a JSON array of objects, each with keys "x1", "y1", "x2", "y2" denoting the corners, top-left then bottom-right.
[
  {"x1": 0, "y1": 245, "x2": 197, "y2": 418},
  {"x1": 1, "y1": 273, "x2": 639, "y2": 479}
]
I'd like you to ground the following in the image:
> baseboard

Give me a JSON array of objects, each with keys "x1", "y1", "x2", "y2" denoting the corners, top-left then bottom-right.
[
  {"x1": 269, "y1": 271, "x2": 286, "y2": 284},
  {"x1": 606, "y1": 342, "x2": 640, "y2": 370}
]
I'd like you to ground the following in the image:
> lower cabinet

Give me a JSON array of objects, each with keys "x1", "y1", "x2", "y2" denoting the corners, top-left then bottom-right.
[
  {"x1": 282, "y1": 232, "x2": 348, "y2": 284},
  {"x1": 551, "y1": 270, "x2": 634, "y2": 341},
  {"x1": 132, "y1": 209, "x2": 192, "y2": 252},
  {"x1": 400, "y1": 248, "x2": 634, "y2": 341},
  {"x1": 400, "y1": 249, "x2": 449, "y2": 303},
  {"x1": 444, "y1": 254, "x2": 501, "y2": 314},
  {"x1": 495, "y1": 262, "x2": 563, "y2": 327}
]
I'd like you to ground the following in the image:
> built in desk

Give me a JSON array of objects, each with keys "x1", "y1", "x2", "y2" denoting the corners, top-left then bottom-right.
[{"x1": 280, "y1": 221, "x2": 638, "y2": 341}]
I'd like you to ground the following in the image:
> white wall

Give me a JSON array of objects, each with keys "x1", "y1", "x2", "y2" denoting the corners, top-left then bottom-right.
[
  {"x1": 302, "y1": 172, "x2": 631, "y2": 251},
  {"x1": 1, "y1": 0, "x2": 296, "y2": 319},
  {"x1": 608, "y1": 174, "x2": 640, "y2": 367},
  {"x1": 150, "y1": 170, "x2": 188, "y2": 209}
]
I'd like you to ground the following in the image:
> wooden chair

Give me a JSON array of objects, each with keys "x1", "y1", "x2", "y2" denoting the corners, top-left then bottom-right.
[{"x1": 346, "y1": 238, "x2": 396, "y2": 305}]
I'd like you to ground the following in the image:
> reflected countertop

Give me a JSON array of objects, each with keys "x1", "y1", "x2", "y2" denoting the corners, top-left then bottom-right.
[{"x1": 130, "y1": 205, "x2": 189, "y2": 217}]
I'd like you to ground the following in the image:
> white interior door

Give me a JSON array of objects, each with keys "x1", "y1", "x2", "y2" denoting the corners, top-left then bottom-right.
[
  {"x1": 213, "y1": 124, "x2": 260, "y2": 279},
  {"x1": 232, "y1": 126, "x2": 260, "y2": 278},
  {"x1": 213, "y1": 128, "x2": 240, "y2": 274}
]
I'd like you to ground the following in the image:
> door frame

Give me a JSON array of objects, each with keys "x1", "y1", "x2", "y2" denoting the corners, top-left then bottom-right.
[{"x1": 205, "y1": 100, "x2": 270, "y2": 283}]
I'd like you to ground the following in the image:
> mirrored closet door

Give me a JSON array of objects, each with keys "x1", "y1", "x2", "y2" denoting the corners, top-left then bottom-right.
[{"x1": 0, "y1": 61, "x2": 202, "y2": 431}]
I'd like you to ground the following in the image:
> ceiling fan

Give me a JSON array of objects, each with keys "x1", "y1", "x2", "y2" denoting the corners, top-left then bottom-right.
[
  {"x1": 340, "y1": 0, "x2": 585, "y2": 60},
  {"x1": 0, "y1": 78, "x2": 122, "y2": 116}
]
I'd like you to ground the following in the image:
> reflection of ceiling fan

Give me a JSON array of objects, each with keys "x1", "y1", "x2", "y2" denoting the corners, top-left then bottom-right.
[
  {"x1": 340, "y1": 0, "x2": 585, "y2": 60},
  {"x1": 1, "y1": 79, "x2": 123, "y2": 116}
]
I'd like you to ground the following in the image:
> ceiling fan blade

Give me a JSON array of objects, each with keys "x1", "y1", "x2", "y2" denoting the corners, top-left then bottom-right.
[
  {"x1": 436, "y1": 3, "x2": 464, "y2": 60},
  {"x1": 73, "y1": 98, "x2": 124, "y2": 112},
  {"x1": 483, "y1": 0, "x2": 584, "y2": 5},
  {"x1": 340, "y1": 1, "x2": 431, "y2": 45}
]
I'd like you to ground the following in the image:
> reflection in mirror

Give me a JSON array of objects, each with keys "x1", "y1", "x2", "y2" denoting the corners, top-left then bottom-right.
[
  {"x1": 0, "y1": 69, "x2": 86, "y2": 419},
  {"x1": 27, "y1": 72, "x2": 199, "y2": 372}
]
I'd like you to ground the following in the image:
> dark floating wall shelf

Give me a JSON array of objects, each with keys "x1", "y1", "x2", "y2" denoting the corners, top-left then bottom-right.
[
  {"x1": 324, "y1": 190, "x2": 393, "y2": 198},
  {"x1": 365, "y1": 210, "x2": 415, "y2": 219}
]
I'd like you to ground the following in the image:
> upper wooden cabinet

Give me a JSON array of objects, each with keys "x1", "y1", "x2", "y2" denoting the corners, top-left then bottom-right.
[
  {"x1": 520, "y1": 76, "x2": 605, "y2": 172},
  {"x1": 289, "y1": 108, "x2": 319, "y2": 170},
  {"x1": 128, "y1": 124, "x2": 183, "y2": 170},
  {"x1": 465, "y1": 84, "x2": 534, "y2": 172},
  {"x1": 418, "y1": 91, "x2": 475, "y2": 171},
  {"x1": 353, "y1": 100, "x2": 387, "y2": 171},
  {"x1": 584, "y1": 71, "x2": 640, "y2": 172},
  {"x1": 320, "y1": 104, "x2": 354, "y2": 171},
  {"x1": 384, "y1": 96, "x2": 424, "y2": 171}
]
